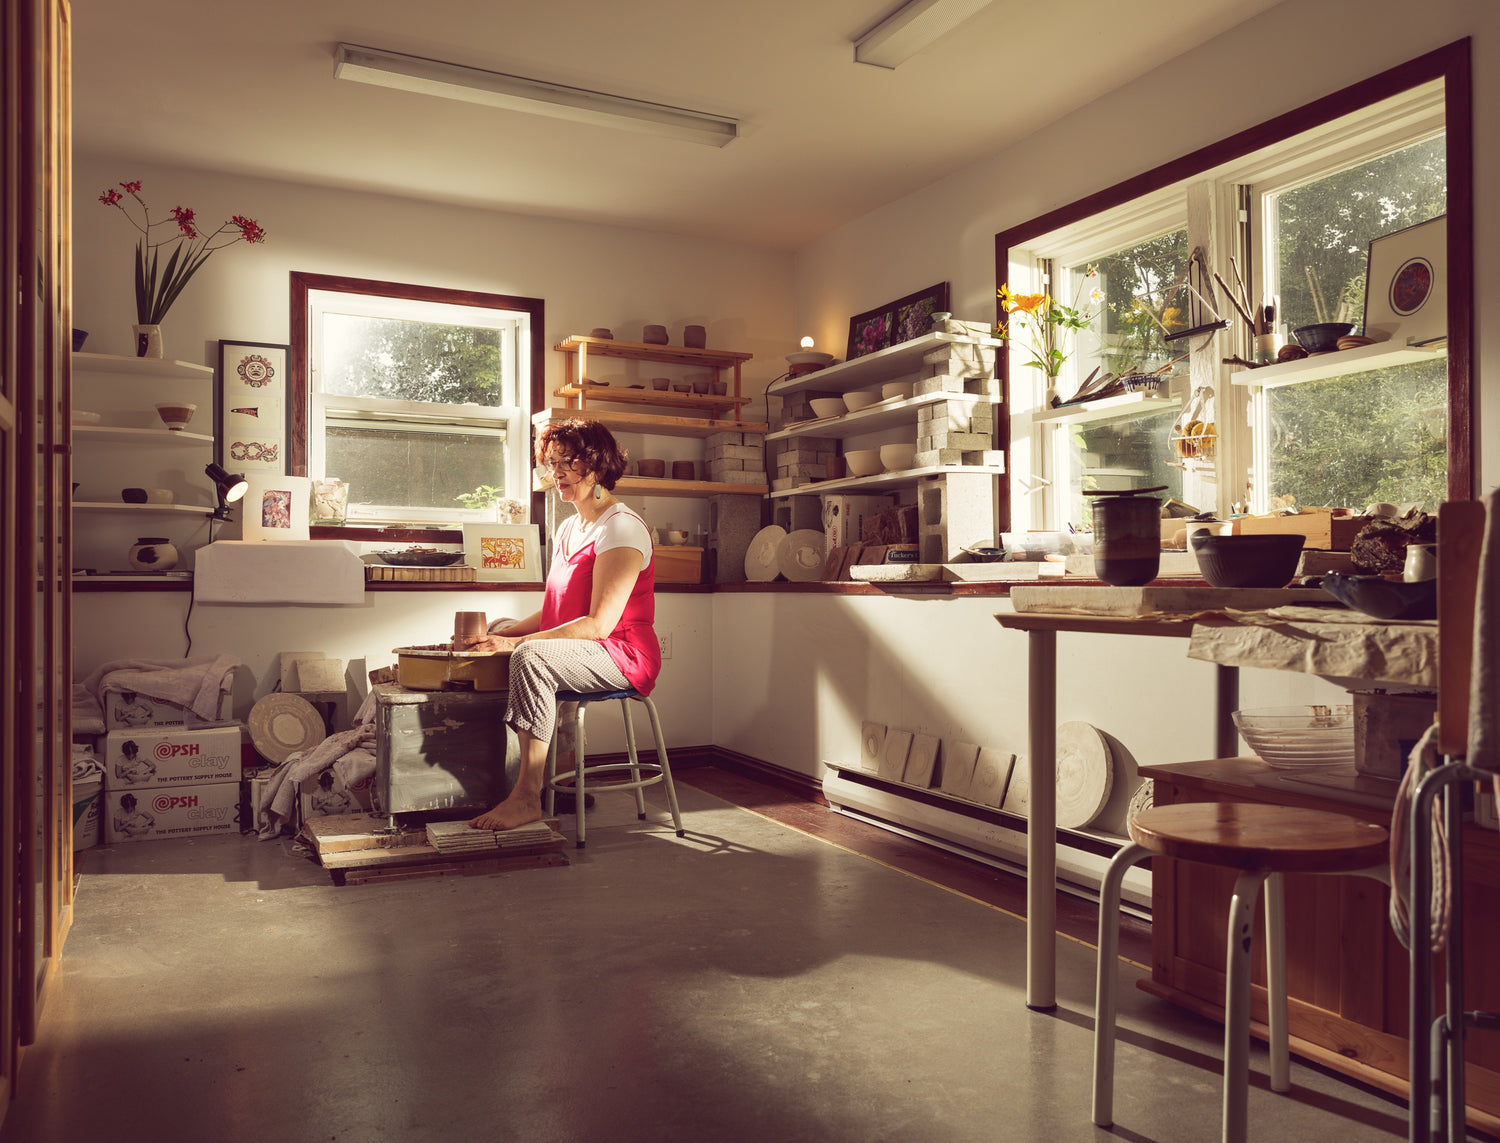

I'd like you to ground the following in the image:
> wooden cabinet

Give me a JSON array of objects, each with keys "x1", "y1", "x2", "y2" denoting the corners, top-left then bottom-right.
[
  {"x1": 1143, "y1": 758, "x2": 1500, "y2": 1134},
  {"x1": 546, "y1": 335, "x2": 768, "y2": 498}
]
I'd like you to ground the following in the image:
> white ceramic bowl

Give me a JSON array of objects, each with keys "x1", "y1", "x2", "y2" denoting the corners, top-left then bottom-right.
[
  {"x1": 809, "y1": 398, "x2": 844, "y2": 419},
  {"x1": 882, "y1": 382, "x2": 914, "y2": 401},
  {"x1": 844, "y1": 449, "x2": 883, "y2": 477},
  {"x1": 662, "y1": 530, "x2": 689, "y2": 545},
  {"x1": 879, "y1": 443, "x2": 917, "y2": 471},
  {"x1": 843, "y1": 390, "x2": 881, "y2": 413},
  {"x1": 143, "y1": 488, "x2": 174, "y2": 504}
]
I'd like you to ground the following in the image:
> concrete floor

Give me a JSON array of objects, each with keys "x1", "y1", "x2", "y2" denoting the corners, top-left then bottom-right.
[{"x1": 3, "y1": 782, "x2": 1411, "y2": 1143}]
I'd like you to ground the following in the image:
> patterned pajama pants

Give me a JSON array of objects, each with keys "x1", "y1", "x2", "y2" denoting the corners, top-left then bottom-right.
[{"x1": 505, "y1": 639, "x2": 629, "y2": 746}]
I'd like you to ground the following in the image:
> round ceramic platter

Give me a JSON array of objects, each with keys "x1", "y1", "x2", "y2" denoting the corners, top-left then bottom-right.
[
  {"x1": 779, "y1": 529, "x2": 826, "y2": 582},
  {"x1": 1055, "y1": 721, "x2": 1113, "y2": 828},
  {"x1": 248, "y1": 693, "x2": 327, "y2": 764},
  {"x1": 744, "y1": 525, "x2": 787, "y2": 582}
]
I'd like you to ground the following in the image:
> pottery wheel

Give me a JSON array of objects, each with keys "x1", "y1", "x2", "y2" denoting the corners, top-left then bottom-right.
[
  {"x1": 778, "y1": 529, "x2": 826, "y2": 583},
  {"x1": 248, "y1": 693, "x2": 327, "y2": 764},
  {"x1": 1055, "y1": 721, "x2": 1113, "y2": 828},
  {"x1": 745, "y1": 525, "x2": 787, "y2": 582}
]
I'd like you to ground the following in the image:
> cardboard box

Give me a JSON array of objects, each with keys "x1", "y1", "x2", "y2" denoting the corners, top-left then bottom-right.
[
  {"x1": 821, "y1": 494, "x2": 894, "y2": 554},
  {"x1": 103, "y1": 724, "x2": 243, "y2": 789},
  {"x1": 298, "y1": 767, "x2": 375, "y2": 824},
  {"x1": 103, "y1": 689, "x2": 219, "y2": 730},
  {"x1": 103, "y1": 780, "x2": 241, "y2": 843},
  {"x1": 653, "y1": 545, "x2": 703, "y2": 584},
  {"x1": 1236, "y1": 512, "x2": 1371, "y2": 550}
]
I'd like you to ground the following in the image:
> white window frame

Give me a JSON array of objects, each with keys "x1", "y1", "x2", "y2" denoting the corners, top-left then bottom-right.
[
  {"x1": 1010, "y1": 81, "x2": 1447, "y2": 530},
  {"x1": 305, "y1": 289, "x2": 533, "y2": 525}
]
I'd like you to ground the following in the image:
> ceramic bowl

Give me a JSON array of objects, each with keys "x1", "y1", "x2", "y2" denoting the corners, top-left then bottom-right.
[
  {"x1": 1189, "y1": 532, "x2": 1305, "y2": 588},
  {"x1": 809, "y1": 398, "x2": 844, "y2": 419},
  {"x1": 376, "y1": 549, "x2": 465, "y2": 567},
  {"x1": 842, "y1": 390, "x2": 881, "y2": 413},
  {"x1": 637, "y1": 459, "x2": 666, "y2": 479},
  {"x1": 882, "y1": 382, "x2": 914, "y2": 401},
  {"x1": 1320, "y1": 571, "x2": 1437, "y2": 621},
  {"x1": 661, "y1": 530, "x2": 689, "y2": 545},
  {"x1": 879, "y1": 443, "x2": 917, "y2": 471},
  {"x1": 844, "y1": 449, "x2": 883, "y2": 477},
  {"x1": 1292, "y1": 322, "x2": 1354, "y2": 353},
  {"x1": 671, "y1": 460, "x2": 696, "y2": 481}
]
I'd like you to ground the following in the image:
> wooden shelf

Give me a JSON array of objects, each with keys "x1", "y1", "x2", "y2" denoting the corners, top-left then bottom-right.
[
  {"x1": 766, "y1": 331, "x2": 1002, "y2": 398},
  {"x1": 770, "y1": 464, "x2": 1005, "y2": 499},
  {"x1": 767, "y1": 391, "x2": 998, "y2": 443},
  {"x1": 532, "y1": 407, "x2": 765, "y2": 439},
  {"x1": 554, "y1": 335, "x2": 752, "y2": 368},
  {"x1": 72, "y1": 352, "x2": 213, "y2": 379},
  {"x1": 72, "y1": 425, "x2": 214, "y2": 445},
  {"x1": 553, "y1": 384, "x2": 751, "y2": 417},
  {"x1": 1229, "y1": 339, "x2": 1446, "y2": 389},
  {"x1": 611, "y1": 476, "x2": 768, "y2": 499},
  {"x1": 1032, "y1": 391, "x2": 1180, "y2": 426}
]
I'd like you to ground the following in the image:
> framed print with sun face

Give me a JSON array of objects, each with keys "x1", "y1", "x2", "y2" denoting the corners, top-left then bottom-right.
[{"x1": 217, "y1": 340, "x2": 290, "y2": 475}]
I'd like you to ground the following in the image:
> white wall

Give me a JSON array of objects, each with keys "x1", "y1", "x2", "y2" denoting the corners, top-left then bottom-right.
[
  {"x1": 712, "y1": 0, "x2": 1491, "y2": 782},
  {"x1": 71, "y1": 156, "x2": 788, "y2": 749}
]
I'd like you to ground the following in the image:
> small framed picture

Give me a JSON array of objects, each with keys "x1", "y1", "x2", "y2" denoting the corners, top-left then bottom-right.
[
  {"x1": 846, "y1": 307, "x2": 893, "y2": 360},
  {"x1": 463, "y1": 523, "x2": 543, "y2": 583},
  {"x1": 217, "y1": 340, "x2": 290, "y2": 475},
  {"x1": 1363, "y1": 215, "x2": 1446, "y2": 346},
  {"x1": 889, "y1": 282, "x2": 951, "y2": 346}
]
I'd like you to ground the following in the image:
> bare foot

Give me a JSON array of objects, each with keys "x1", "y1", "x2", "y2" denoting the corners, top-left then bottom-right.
[{"x1": 469, "y1": 792, "x2": 543, "y2": 831}]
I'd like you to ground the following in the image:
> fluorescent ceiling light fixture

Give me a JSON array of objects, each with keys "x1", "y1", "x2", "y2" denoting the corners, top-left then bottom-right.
[
  {"x1": 334, "y1": 44, "x2": 737, "y2": 147},
  {"x1": 853, "y1": 0, "x2": 996, "y2": 69}
]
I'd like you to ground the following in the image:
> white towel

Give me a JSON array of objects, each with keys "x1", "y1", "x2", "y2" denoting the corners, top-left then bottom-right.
[{"x1": 81, "y1": 653, "x2": 243, "y2": 723}]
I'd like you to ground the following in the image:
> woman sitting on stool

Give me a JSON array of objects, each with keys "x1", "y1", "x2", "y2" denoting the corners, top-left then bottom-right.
[{"x1": 457, "y1": 418, "x2": 659, "y2": 831}]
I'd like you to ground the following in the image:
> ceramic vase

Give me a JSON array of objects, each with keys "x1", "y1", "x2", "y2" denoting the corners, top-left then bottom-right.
[
  {"x1": 128, "y1": 536, "x2": 178, "y2": 572},
  {"x1": 133, "y1": 324, "x2": 163, "y2": 358},
  {"x1": 1090, "y1": 492, "x2": 1162, "y2": 586}
]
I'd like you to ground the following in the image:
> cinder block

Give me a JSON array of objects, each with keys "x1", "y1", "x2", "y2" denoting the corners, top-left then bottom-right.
[
  {"x1": 928, "y1": 429, "x2": 991, "y2": 451},
  {"x1": 915, "y1": 448, "x2": 965, "y2": 468},
  {"x1": 711, "y1": 457, "x2": 745, "y2": 472},
  {"x1": 917, "y1": 471, "x2": 997, "y2": 562},
  {"x1": 915, "y1": 374, "x2": 964, "y2": 396},
  {"x1": 714, "y1": 470, "x2": 766, "y2": 485},
  {"x1": 723, "y1": 444, "x2": 764, "y2": 463},
  {"x1": 772, "y1": 497, "x2": 824, "y2": 533},
  {"x1": 705, "y1": 431, "x2": 745, "y2": 449},
  {"x1": 709, "y1": 494, "x2": 765, "y2": 584},
  {"x1": 920, "y1": 405, "x2": 973, "y2": 433}
]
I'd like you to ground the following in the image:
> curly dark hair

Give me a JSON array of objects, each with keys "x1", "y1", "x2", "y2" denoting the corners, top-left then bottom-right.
[{"x1": 535, "y1": 419, "x2": 629, "y2": 490}]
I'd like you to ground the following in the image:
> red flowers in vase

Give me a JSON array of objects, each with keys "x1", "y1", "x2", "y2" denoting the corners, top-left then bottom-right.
[{"x1": 99, "y1": 180, "x2": 266, "y2": 325}]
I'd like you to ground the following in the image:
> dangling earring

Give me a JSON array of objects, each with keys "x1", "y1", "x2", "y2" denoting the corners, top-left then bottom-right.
[{"x1": 594, "y1": 483, "x2": 604, "y2": 501}]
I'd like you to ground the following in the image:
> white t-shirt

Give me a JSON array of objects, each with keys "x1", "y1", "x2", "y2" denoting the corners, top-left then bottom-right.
[{"x1": 560, "y1": 502, "x2": 653, "y2": 565}]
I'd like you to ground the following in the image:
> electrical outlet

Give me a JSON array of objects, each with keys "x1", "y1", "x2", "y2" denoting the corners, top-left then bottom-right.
[{"x1": 658, "y1": 632, "x2": 673, "y2": 659}]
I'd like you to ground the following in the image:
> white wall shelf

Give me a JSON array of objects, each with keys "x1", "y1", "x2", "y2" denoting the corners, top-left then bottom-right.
[
  {"x1": 1032, "y1": 391, "x2": 1179, "y2": 426},
  {"x1": 72, "y1": 352, "x2": 214, "y2": 380},
  {"x1": 531, "y1": 406, "x2": 766, "y2": 441},
  {"x1": 72, "y1": 425, "x2": 214, "y2": 445},
  {"x1": 766, "y1": 331, "x2": 1002, "y2": 398},
  {"x1": 72, "y1": 501, "x2": 212, "y2": 515},
  {"x1": 766, "y1": 391, "x2": 998, "y2": 443},
  {"x1": 1229, "y1": 339, "x2": 1446, "y2": 389},
  {"x1": 770, "y1": 463, "x2": 1005, "y2": 499}
]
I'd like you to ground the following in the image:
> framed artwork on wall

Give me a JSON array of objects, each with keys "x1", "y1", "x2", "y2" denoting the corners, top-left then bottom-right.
[
  {"x1": 463, "y1": 523, "x2": 543, "y2": 583},
  {"x1": 846, "y1": 281, "x2": 951, "y2": 360},
  {"x1": 217, "y1": 340, "x2": 290, "y2": 476},
  {"x1": 1363, "y1": 215, "x2": 1446, "y2": 346}
]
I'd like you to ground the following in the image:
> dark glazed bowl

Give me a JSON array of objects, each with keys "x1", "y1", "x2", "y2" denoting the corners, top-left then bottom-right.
[
  {"x1": 1320, "y1": 572, "x2": 1437, "y2": 620},
  {"x1": 1190, "y1": 532, "x2": 1305, "y2": 588},
  {"x1": 1292, "y1": 322, "x2": 1354, "y2": 353},
  {"x1": 376, "y1": 550, "x2": 465, "y2": 567}
]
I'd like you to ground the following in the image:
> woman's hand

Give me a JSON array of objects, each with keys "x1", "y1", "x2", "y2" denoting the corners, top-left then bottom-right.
[{"x1": 453, "y1": 633, "x2": 520, "y2": 654}]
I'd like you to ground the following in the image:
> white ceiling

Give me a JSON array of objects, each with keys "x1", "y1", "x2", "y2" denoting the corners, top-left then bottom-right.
[{"x1": 71, "y1": 0, "x2": 1283, "y2": 249}]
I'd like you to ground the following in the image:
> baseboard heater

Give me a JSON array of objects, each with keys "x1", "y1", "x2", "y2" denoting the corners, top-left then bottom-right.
[{"x1": 821, "y1": 766, "x2": 1152, "y2": 912}]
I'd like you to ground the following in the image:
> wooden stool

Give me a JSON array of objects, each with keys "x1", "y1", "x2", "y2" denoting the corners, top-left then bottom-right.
[
  {"x1": 544, "y1": 688, "x2": 685, "y2": 848},
  {"x1": 1093, "y1": 801, "x2": 1389, "y2": 1143}
]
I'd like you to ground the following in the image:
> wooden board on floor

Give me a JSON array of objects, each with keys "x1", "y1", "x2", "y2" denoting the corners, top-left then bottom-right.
[
  {"x1": 302, "y1": 812, "x2": 430, "y2": 854},
  {"x1": 335, "y1": 850, "x2": 569, "y2": 885}
]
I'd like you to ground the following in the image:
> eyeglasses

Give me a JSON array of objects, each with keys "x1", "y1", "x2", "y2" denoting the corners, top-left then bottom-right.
[{"x1": 541, "y1": 454, "x2": 580, "y2": 473}]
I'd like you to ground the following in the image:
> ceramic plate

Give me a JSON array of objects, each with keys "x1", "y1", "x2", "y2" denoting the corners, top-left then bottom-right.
[{"x1": 248, "y1": 693, "x2": 327, "y2": 764}]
